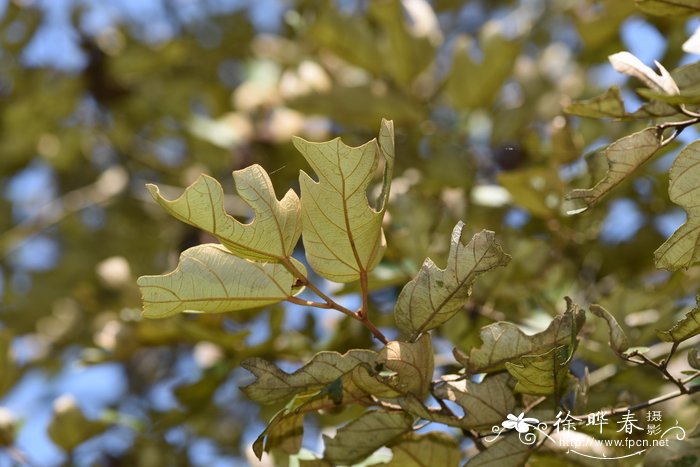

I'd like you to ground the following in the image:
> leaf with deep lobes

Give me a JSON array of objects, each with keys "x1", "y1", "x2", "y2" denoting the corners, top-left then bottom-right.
[
  {"x1": 654, "y1": 141, "x2": 700, "y2": 270},
  {"x1": 147, "y1": 164, "x2": 301, "y2": 261},
  {"x1": 137, "y1": 244, "x2": 305, "y2": 318},
  {"x1": 394, "y1": 222, "x2": 510, "y2": 340},
  {"x1": 295, "y1": 119, "x2": 394, "y2": 282}
]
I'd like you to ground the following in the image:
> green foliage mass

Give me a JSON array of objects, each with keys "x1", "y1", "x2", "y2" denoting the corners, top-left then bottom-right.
[{"x1": 3, "y1": 0, "x2": 700, "y2": 465}]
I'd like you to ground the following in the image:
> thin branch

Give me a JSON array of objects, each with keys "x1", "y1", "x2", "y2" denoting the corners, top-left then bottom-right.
[{"x1": 626, "y1": 349, "x2": 687, "y2": 394}]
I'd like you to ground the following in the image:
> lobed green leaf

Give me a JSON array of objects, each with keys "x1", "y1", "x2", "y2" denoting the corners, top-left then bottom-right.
[
  {"x1": 657, "y1": 296, "x2": 700, "y2": 343},
  {"x1": 505, "y1": 344, "x2": 572, "y2": 396},
  {"x1": 137, "y1": 244, "x2": 305, "y2": 318}
]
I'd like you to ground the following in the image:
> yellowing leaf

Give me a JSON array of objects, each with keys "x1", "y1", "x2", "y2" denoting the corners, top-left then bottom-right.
[
  {"x1": 657, "y1": 297, "x2": 700, "y2": 343},
  {"x1": 455, "y1": 299, "x2": 585, "y2": 374},
  {"x1": 295, "y1": 119, "x2": 394, "y2": 282},
  {"x1": 394, "y1": 222, "x2": 510, "y2": 340},
  {"x1": 589, "y1": 304, "x2": 629, "y2": 354},
  {"x1": 241, "y1": 349, "x2": 378, "y2": 404},
  {"x1": 323, "y1": 410, "x2": 414, "y2": 465},
  {"x1": 383, "y1": 432, "x2": 461, "y2": 467},
  {"x1": 564, "y1": 127, "x2": 663, "y2": 215},
  {"x1": 146, "y1": 164, "x2": 301, "y2": 261},
  {"x1": 654, "y1": 141, "x2": 700, "y2": 270},
  {"x1": 434, "y1": 373, "x2": 516, "y2": 430},
  {"x1": 505, "y1": 345, "x2": 572, "y2": 396},
  {"x1": 137, "y1": 244, "x2": 304, "y2": 318}
]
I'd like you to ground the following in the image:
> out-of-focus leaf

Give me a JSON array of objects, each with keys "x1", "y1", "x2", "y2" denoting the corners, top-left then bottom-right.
[
  {"x1": 657, "y1": 297, "x2": 700, "y2": 343},
  {"x1": 505, "y1": 344, "x2": 572, "y2": 396},
  {"x1": 589, "y1": 304, "x2": 629, "y2": 354},
  {"x1": 455, "y1": 299, "x2": 585, "y2": 374},
  {"x1": 609, "y1": 52, "x2": 679, "y2": 96},
  {"x1": 394, "y1": 222, "x2": 510, "y2": 339},
  {"x1": 444, "y1": 33, "x2": 521, "y2": 109},
  {"x1": 643, "y1": 422, "x2": 700, "y2": 466},
  {"x1": 47, "y1": 395, "x2": 109, "y2": 452},
  {"x1": 564, "y1": 127, "x2": 662, "y2": 215},
  {"x1": 498, "y1": 168, "x2": 561, "y2": 218},
  {"x1": 684, "y1": 25, "x2": 700, "y2": 55},
  {"x1": 0, "y1": 331, "x2": 19, "y2": 398},
  {"x1": 434, "y1": 373, "x2": 516, "y2": 430},
  {"x1": 323, "y1": 410, "x2": 414, "y2": 465},
  {"x1": 137, "y1": 244, "x2": 305, "y2": 318},
  {"x1": 295, "y1": 119, "x2": 394, "y2": 282},
  {"x1": 146, "y1": 165, "x2": 301, "y2": 261},
  {"x1": 654, "y1": 141, "x2": 700, "y2": 270},
  {"x1": 241, "y1": 349, "x2": 378, "y2": 404},
  {"x1": 636, "y1": 0, "x2": 700, "y2": 17},
  {"x1": 564, "y1": 87, "x2": 627, "y2": 119},
  {"x1": 466, "y1": 434, "x2": 532, "y2": 466},
  {"x1": 689, "y1": 348, "x2": 700, "y2": 369},
  {"x1": 380, "y1": 432, "x2": 460, "y2": 467}
]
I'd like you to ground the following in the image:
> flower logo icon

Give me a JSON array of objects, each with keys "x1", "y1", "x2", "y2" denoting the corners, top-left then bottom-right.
[{"x1": 502, "y1": 413, "x2": 539, "y2": 433}]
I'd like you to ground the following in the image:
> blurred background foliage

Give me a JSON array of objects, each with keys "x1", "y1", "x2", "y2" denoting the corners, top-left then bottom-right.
[{"x1": 0, "y1": 0, "x2": 699, "y2": 465}]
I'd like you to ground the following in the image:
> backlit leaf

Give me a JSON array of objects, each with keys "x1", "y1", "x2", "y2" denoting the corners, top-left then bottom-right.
[
  {"x1": 253, "y1": 411, "x2": 303, "y2": 459},
  {"x1": 146, "y1": 164, "x2": 301, "y2": 261},
  {"x1": 636, "y1": 0, "x2": 700, "y2": 17},
  {"x1": 589, "y1": 304, "x2": 629, "y2": 354},
  {"x1": 654, "y1": 141, "x2": 700, "y2": 270},
  {"x1": 455, "y1": 298, "x2": 585, "y2": 374},
  {"x1": 323, "y1": 410, "x2": 414, "y2": 465},
  {"x1": 137, "y1": 244, "x2": 305, "y2": 318},
  {"x1": 505, "y1": 345, "x2": 572, "y2": 396},
  {"x1": 241, "y1": 349, "x2": 378, "y2": 404},
  {"x1": 382, "y1": 432, "x2": 460, "y2": 467},
  {"x1": 564, "y1": 86, "x2": 627, "y2": 119},
  {"x1": 295, "y1": 119, "x2": 394, "y2": 282},
  {"x1": 394, "y1": 222, "x2": 510, "y2": 340},
  {"x1": 376, "y1": 334, "x2": 434, "y2": 399},
  {"x1": 657, "y1": 297, "x2": 700, "y2": 343},
  {"x1": 434, "y1": 373, "x2": 516, "y2": 430},
  {"x1": 564, "y1": 127, "x2": 663, "y2": 215}
]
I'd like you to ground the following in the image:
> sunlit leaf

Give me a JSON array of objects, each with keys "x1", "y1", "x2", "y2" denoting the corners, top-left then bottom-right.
[
  {"x1": 505, "y1": 344, "x2": 572, "y2": 396},
  {"x1": 657, "y1": 297, "x2": 700, "y2": 343},
  {"x1": 455, "y1": 299, "x2": 585, "y2": 374},
  {"x1": 146, "y1": 164, "x2": 301, "y2": 261},
  {"x1": 323, "y1": 410, "x2": 414, "y2": 465},
  {"x1": 654, "y1": 141, "x2": 700, "y2": 270},
  {"x1": 381, "y1": 432, "x2": 461, "y2": 467},
  {"x1": 253, "y1": 411, "x2": 303, "y2": 459},
  {"x1": 466, "y1": 434, "x2": 532, "y2": 466},
  {"x1": 394, "y1": 222, "x2": 510, "y2": 339},
  {"x1": 241, "y1": 349, "x2": 378, "y2": 404},
  {"x1": 295, "y1": 119, "x2": 394, "y2": 282},
  {"x1": 609, "y1": 51, "x2": 679, "y2": 96},
  {"x1": 589, "y1": 304, "x2": 629, "y2": 354},
  {"x1": 377, "y1": 334, "x2": 434, "y2": 399},
  {"x1": 564, "y1": 127, "x2": 663, "y2": 215},
  {"x1": 435, "y1": 373, "x2": 516, "y2": 430},
  {"x1": 564, "y1": 86, "x2": 627, "y2": 119},
  {"x1": 137, "y1": 244, "x2": 305, "y2": 318}
]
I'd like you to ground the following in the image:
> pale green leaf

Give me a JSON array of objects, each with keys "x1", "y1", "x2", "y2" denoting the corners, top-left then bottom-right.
[
  {"x1": 137, "y1": 244, "x2": 305, "y2": 318},
  {"x1": 466, "y1": 434, "x2": 532, "y2": 466},
  {"x1": 657, "y1": 297, "x2": 700, "y2": 343},
  {"x1": 564, "y1": 86, "x2": 627, "y2": 119},
  {"x1": 654, "y1": 141, "x2": 700, "y2": 270},
  {"x1": 689, "y1": 348, "x2": 700, "y2": 370},
  {"x1": 434, "y1": 373, "x2": 516, "y2": 430},
  {"x1": 455, "y1": 298, "x2": 585, "y2": 374},
  {"x1": 323, "y1": 410, "x2": 414, "y2": 465},
  {"x1": 295, "y1": 119, "x2": 395, "y2": 282},
  {"x1": 505, "y1": 345, "x2": 572, "y2": 396},
  {"x1": 636, "y1": 0, "x2": 700, "y2": 17},
  {"x1": 589, "y1": 304, "x2": 629, "y2": 354},
  {"x1": 241, "y1": 349, "x2": 378, "y2": 404},
  {"x1": 564, "y1": 128, "x2": 663, "y2": 215},
  {"x1": 146, "y1": 164, "x2": 301, "y2": 260},
  {"x1": 380, "y1": 432, "x2": 461, "y2": 467},
  {"x1": 394, "y1": 222, "x2": 510, "y2": 339}
]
